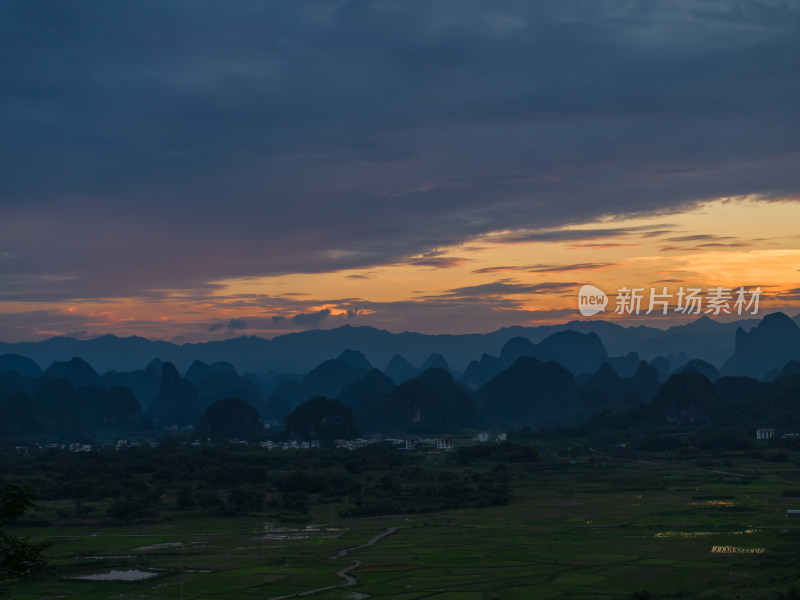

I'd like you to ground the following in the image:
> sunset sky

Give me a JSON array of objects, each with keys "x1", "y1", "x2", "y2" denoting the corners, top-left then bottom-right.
[{"x1": 2, "y1": 1, "x2": 799, "y2": 342}]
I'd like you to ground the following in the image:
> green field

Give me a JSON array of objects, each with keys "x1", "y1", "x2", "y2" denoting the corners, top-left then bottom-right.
[{"x1": 6, "y1": 448, "x2": 800, "y2": 599}]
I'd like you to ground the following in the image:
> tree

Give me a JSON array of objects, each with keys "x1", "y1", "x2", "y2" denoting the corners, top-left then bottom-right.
[{"x1": 0, "y1": 484, "x2": 49, "y2": 595}]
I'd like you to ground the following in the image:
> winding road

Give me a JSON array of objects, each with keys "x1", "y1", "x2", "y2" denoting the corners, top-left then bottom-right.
[{"x1": 269, "y1": 526, "x2": 399, "y2": 599}]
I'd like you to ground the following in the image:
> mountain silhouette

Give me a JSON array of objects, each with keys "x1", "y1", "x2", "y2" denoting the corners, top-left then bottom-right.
[
  {"x1": 499, "y1": 337, "x2": 536, "y2": 366},
  {"x1": 420, "y1": 353, "x2": 451, "y2": 373},
  {"x1": 101, "y1": 361, "x2": 161, "y2": 410},
  {"x1": 0, "y1": 393, "x2": 44, "y2": 437},
  {"x1": 649, "y1": 357, "x2": 672, "y2": 381},
  {"x1": 581, "y1": 360, "x2": 659, "y2": 410},
  {"x1": 35, "y1": 377, "x2": 89, "y2": 426},
  {"x1": 300, "y1": 358, "x2": 368, "y2": 401},
  {"x1": 44, "y1": 357, "x2": 100, "y2": 387},
  {"x1": 674, "y1": 359, "x2": 720, "y2": 382},
  {"x1": 474, "y1": 357, "x2": 580, "y2": 425},
  {"x1": 358, "y1": 370, "x2": 478, "y2": 434},
  {"x1": 606, "y1": 352, "x2": 642, "y2": 378},
  {"x1": 416, "y1": 368, "x2": 478, "y2": 425},
  {"x1": 185, "y1": 360, "x2": 213, "y2": 384},
  {"x1": 146, "y1": 362, "x2": 200, "y2": 426},
  {"x1": 463, "y1": 353, "x2": 503, "y2": 389},
  {"x1": 261, "y1": 394, "x2": 291, "y2": 422},
  {"x1": 585, "y1": 362, "x2": 624, "y2": 400},
  {"x1": 0, "y1": 316, "x2": 766, "y2": 375},
  {"x1": 336, "y1": 349, "x2": 372, "y2": 371},
  {"x1": 385, "y1": 355, "x2": 418, "y2": 384},
  {"x1": 629, "y1": 361, "x2": 659, "y2": 402},
  {"x1": 284, "y1": 396, "x2": 359, "y2": 441},
  {"x1": 0, "y1": 354, "x2": 43, "y2": 378},
  {"x1": 272, "y1": 379, "x2": 303, "y2": 409},
  {"x1": 721, "y1": 312, "x2": 800, "y2": 379},
  {"x1": 81, "y1": 385, "x2": 144, "y2": 428},
  {"x1": 197, "y1": 397, "x2": 263, "y2": 440},
  {"x1": 774, "y1": 359, "x2": 800, "y2": 384},
  {"x1": 337, "y1": 369, "x2": 395, "y2": 409},
  {"x1": 651, "y1": 371, "x2": 719, "y2": 424},
  {"x1": 534, "y1": 330, "x2": 607, "y2": 375},
  {"x1": 195, "y1": 371, "x2": 261, "y2": 413}
]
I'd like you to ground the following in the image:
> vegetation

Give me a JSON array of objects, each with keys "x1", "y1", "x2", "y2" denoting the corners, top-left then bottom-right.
[
  {"x1": 2, "y1": 441, "x2": 800, "y2": 599},
  {"x1": 0, "y1": 484, "x2": 49, "y2": 597}
]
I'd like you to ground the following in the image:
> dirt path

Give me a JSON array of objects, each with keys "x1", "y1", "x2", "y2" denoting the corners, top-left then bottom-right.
[{"x1": 269, "y1": 527, "x2": 398, "y2": 599}]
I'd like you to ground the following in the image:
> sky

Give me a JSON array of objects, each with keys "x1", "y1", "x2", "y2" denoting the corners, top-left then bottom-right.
[{"x1": 1, "y1": 1, "x2": 799, "y2": 342}]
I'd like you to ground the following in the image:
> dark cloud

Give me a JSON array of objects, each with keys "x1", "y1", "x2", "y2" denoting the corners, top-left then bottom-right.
[
  {"x1": 694, "y1": 242, "x2": 752, "y2": 248},
  {"x1": 473, "y1": 263, "x2": 617, "y2": 274},
  {"x1": 665, "y1": 234, "x2": 735, "y2": 242},
  {"x1": 64, "y1": 330, "x2": 90, "y2": 339},
  {"x1": 408, "y1": 256, "x2": 470, "y2": 268},
  {"x1": 471, "y1": 266, "x2": 519, "y2": 274},
  {"x1": 227, "y1": 318, "x2": 248, "y2": 330},
  {"x1": 441, "y1": 280, "x2": 579, "y2": 298},
  {"x1": 291, "y1": 308, "x2": 332, "y2": 326},
  {"x1": 484, "y1": 225, "x2": 676, "y2": 245},
  {"x1": 527, "y1": 263, "x2": 618, "y2": 273},
  {"x1": 567, "y1": 243, "x2": 642, "y2": 249},
  {"x1": 659, "y1": 241, "x2": 753, "y2": 251},
  {"x1": 1, "y1": 0, "x2": 799, "y2": 304}
]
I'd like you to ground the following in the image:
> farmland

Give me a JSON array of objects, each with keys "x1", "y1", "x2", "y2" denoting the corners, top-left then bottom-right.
[{"x1": 5, "y1": 444, "x2": 800, "y2": 599}]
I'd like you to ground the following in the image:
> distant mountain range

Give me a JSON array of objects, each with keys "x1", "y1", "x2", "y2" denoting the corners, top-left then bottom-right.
[
  {"x1": 3, "y1": 314, "x2": 796, "y2": 375},
  {"x1": 3, "y1": 312, "x2": 800, "y2": 441}
]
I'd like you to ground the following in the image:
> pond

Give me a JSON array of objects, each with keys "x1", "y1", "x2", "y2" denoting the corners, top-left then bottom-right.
[{"x1": 73, "y1": 569, "x2": 158, "y2": 581}]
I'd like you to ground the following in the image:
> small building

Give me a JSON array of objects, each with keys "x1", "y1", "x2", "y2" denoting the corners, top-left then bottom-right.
[
  {"x1": 496, "y1": 432, "x2": 507, "y2": 442},
  {"x1": 756, "y1": 428, "x2": 775, "y2": 440},
  {"x1": 477, "y1": 432, "x2": 489, "y2": 442},
  {"x1": 435, "y1": 437, "x2": 453, "y2": 451},
  {"x1": 404, "y1": 439, "x2": 416, "y2": 450}
]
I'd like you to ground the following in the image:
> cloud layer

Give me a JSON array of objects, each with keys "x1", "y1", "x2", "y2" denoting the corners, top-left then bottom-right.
[{"x1": 1, "y1": 1, "x2": 799, "y2": 327}]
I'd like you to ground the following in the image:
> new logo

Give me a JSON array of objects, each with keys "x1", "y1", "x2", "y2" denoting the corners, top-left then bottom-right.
[{"x1": 578, "y1": 284, "x2": 608, "y2": 316}]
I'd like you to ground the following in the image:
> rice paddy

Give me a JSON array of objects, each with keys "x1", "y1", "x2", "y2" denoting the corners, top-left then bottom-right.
[{"x1": 6, "y1": 448, "x2": 800, "y2": 599}]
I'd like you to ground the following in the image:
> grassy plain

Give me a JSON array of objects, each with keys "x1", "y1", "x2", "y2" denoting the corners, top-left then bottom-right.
[{"x1": 7, "y1": 447, "x2": 800, "y2": 600}]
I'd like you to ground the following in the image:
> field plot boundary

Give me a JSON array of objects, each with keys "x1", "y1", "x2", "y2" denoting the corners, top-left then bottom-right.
[{"x1": 268, "y1": 526, "x2": 399, "y2": 599}]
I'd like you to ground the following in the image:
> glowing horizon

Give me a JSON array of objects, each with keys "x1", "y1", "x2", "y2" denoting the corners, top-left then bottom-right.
[{"x1": 2, "y1": 198, "x2": 798, "y2": 343}]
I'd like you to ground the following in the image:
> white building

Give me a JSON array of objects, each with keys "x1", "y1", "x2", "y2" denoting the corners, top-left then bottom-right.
[
  {"x1": 435, "y1": 437, "x2": 454, "y2": 451},
  {"x1": 756, "y1": 428, "x2": 775, "y2": 440}
]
